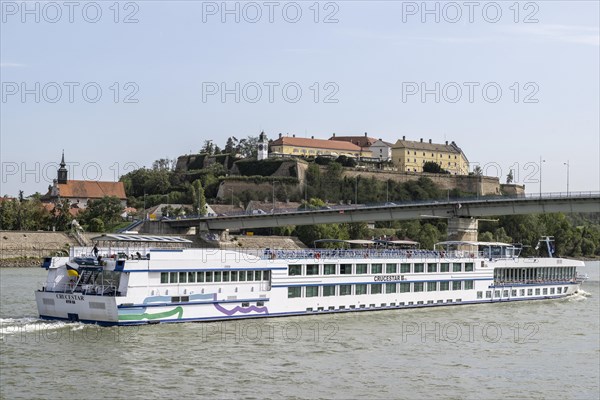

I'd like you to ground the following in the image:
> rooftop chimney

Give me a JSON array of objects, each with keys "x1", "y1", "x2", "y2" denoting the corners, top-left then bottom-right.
[
  {"x1": 279, "y1": 133, "x2": 282, "y2": 138},
  {"x1": 332, "y1": 133, "x2": 336, "y2": 137},
  {"x1": 445, "y1": 141, "x2": 448, "y2": 145},
  {"x1": 311, "y1": 135, "x2": 314, "y2": 139},
  {"x1": 420, "y1": 138, "x2": 423, "y2": 142},
  {"x1": 402, "y1": 135, "x2": 406, "y2": 140},
  {"x1": 364, "y1": 132, "x2": 368, "y2": 137},
  {"x1": 293, "y1": 134, "x2": 296, "y2": 138},
  {"x1": 428, "y1": 139, "x2": 432, "y2": 144}
]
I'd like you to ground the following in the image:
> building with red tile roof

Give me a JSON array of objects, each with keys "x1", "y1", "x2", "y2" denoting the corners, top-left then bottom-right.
[
  {"x1": 269, "y1": 134, "x2": 370, "y2": 158},
  {"x1": 44, "y1": 153, "x2": 127, "y2": 209}
]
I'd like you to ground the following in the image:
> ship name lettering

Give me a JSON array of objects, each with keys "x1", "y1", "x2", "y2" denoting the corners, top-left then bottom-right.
[
  {"x1": 374, "y1": 275, "x2": 402, "y2": 282},
  {"x1": 55, "y1": 294, "x2": 84, "y2": 301}
]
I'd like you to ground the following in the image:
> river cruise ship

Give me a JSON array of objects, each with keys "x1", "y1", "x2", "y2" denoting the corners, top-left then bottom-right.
[{"x1": 35, "y1": 234, "x2": 587, "y2": 325}]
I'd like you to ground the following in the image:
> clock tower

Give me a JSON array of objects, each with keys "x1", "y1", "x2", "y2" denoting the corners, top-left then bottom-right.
[{"x1": 257, "y1": 131, "x2": 269, "y2": 160}]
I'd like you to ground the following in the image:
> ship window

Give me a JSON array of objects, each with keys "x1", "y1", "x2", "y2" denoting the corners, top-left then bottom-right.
[
  {"x1": 371, "y1": 284, "x2": 383, "y2": 294},
  {"x1": 439, "y1": 281, "x2": 449, "y2": 291},
  {"x1": 306, "y1": 286, "x2": 319, "y2": 297},
  {"x1": 288, "y1": 287, "x2": 301, "y2": 298},
  {"x1": 440, "y1": 263, "x2": 450, "y2": 272},
  {"x1": 188, "y1": 272, "x2": 196, "y2": 283},
  {"x1": 511, "y1": 289, "x2": 517, "y2": 296},
  {"x1": 427, "y1": 263, "x2": 437, "y2": 273},
  {"x1": 355, "y1": 284, "x2": 367, "y2": 295},
  {"x1": 257, "y1": 301, "x2": 264, "y2": 306},
  {"x1": 465, "y1": 263, "x2": 474, "y2": 272},
  {"x1": 214, "y1": 271, "x2": 222, "y2": 282},
  {"x1": 238, "y1": 271, "x2": 246, "y2": 282},
  {"x1": 263, "y1": 271, "x2": 270, "y2": 281},
  {"x1": 171, "y1": 296, "x2": 180, "y2": 302},
  {"x1": 340, "y1": 264, "x2": 352, "y2": 275},
  {"x1": 356, "y1": 264, "x2": 367, "y2": 274},
  {"x1": 324, "y1": 264, "x2": 336, "y2": 275},
  {"x1": 197, "y1": 272, "x2": 205, "y2": 282},
  {"x1": 563, "y1": 286, "x2": 568, "y2": 293},
  {"x1": 205, "y1": 272, "x2": 213, "y2": 282},
  {"x1": 427, "y1": 282, "x2": 437, "y2": 292},
  {"x1": 494, "y1": 290, "x2": 500, "y2": 297},
  {"x1": 160, "y1": 272, "x2": 168, "y2": 284},
  {"x1": 323, "y1": 286, "x2": 335, "y2": 296},
  {"x1": 340, "y1": 284, "x2": 352, "y2": 295},
  {"x1": 550, "y1": 288, "x2": 555, "y2": 294},
  {"x1": 169, "y1": 272, "x2": 178, "y2": 283},
  {"x1": 527, "y1": 289, "x2": 533, "y2": 295},
  {"x1": 231, "y1": 271, "x2": 238, "y2": 281},
  {"x1": 400, "y1": 263, "x2": 410, "y2": 273},
  {"x1": 485, "y1": 291, "x2": 492, "y2": 298},
  {"x1": 181, "y1": 296, "x2": 189, "y2": 302},
  {"x1": 520, "y1": 289, "x2": 525, "y2": 296},
  {"x1": 247, "y1": 271, "x2": 254, "y2": 281},
  {"x1": 413, "y1": 282, "x2": 424, "y2": 292},
  {"x1": 179, "y1": 272, "x2": 187, "y2": 283},
  {"x1": 452, "y1": 263, "x2": 462, "y2": 272},
  {"x1": 371, "y1": 264, "x2": 383, "y2": 274},
  {"x1": 400, "y1": 282, "x2": 410, "y2": 293},
  {"x1": 242, "y1": 302, "x2": 249, "y2": 307},
  {"x1": 386, "y1": 283, "x2": 397, "y2": 293},
  {"x1": 386, "y1": 264, "x2": 397, "y2": 274},
  {"x1": 477, "y1": 291, "x2": 483, "y2": 299},
  {"x1": 503, "y1": 290, "x2": 509, "y2": 297},
  {"x1": 288, "y1": 265, "x2": 302, "y2": 276},
  {"x1": 222, "y1": 271, "x2": 230, "y2": 282},
  {"x1": 255, "y1": 271, "x2": 261, "y2": 281},
  {"x1": 464, "y1": 280, "x2": 474, "y2": 290},
  {"x1": 306, "y1": 265, "x2": 319, "y2": 275},
  {"x1": 452, "y1": 281, "x2": 462, "y2": 290},
  {"x1": 535, "y1": 288, "x2": 540, "y2": 295},
  {"x1": 414, "y1": 263, "x2": 424, "y2": 273}
]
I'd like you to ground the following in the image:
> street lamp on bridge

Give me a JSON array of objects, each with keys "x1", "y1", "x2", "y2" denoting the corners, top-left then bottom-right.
[
  {"x1": 564, "y1": 161, "x2": 570, "y2": 195},
  {"x1": 539, "y1": 156, "x2": 546, "y2": 198}
]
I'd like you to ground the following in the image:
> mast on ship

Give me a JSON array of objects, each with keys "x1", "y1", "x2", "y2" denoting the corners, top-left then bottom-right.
[{"x1": 535, "y1": 236, "x2": 556, "y2": 258}]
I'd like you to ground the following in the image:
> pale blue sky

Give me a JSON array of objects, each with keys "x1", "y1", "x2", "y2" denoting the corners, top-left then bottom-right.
[{"x1": 1, "y1": 0, "x2": 599, "y2": 197}]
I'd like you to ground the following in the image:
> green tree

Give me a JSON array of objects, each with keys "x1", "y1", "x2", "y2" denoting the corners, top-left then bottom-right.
[
  {"x1": 81, "y1": 196, "x2": 123, "y2": 230},
  {"x1": 423, "y1": 161, "x2": 447, "y2": 174},
  {"x1": 191, "y1": 179, "x2": 207, "y2": 216},
  {"x1": 88, "y1": 217, "x2": 105, "y2": 232},
  {"x1": 506, "y1": 169, "x2": 514, "y2": 184}
]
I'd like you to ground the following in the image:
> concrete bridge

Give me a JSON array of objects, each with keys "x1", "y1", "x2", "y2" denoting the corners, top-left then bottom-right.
[{"x1": 157, "y1": 192, "x2": 599, "y2": 241}]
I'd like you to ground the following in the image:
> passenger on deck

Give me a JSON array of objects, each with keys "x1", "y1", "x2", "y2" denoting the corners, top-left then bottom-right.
[
  {"x1": 136, "y1": 251, "x2": 142, "y2": 260},
  {"x1": 92, "y1": 244, "x2": 99, "y2": 257}
]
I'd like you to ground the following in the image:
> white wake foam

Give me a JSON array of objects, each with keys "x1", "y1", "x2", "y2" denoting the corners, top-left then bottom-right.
[{"x1": 0, "y1": 317, "x2": 84, "y2": 337}]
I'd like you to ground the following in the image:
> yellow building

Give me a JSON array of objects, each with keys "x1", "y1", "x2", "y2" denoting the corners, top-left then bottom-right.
[
  {"x1": 391, "y1": 137, "x2": 469, "y2": 175},
  {"x1": 270, "y1": 135, "x2": 371, "y2": 158}
]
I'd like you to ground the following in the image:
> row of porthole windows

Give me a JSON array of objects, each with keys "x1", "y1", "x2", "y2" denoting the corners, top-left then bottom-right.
[
  {"x1": 288, "y1": 280, "x2": 474, "y2": 298},
  {"x1": 160, "y1": 270, "x2": 270, "y2": 284},
  {"x1": 477, "y1": 286, "x2": 569, "y2": 299},
  {"x1": 307, "y1": 299, "x2": 463, "y2": 312},
  {"x1": 288, "y1": 262, "x2": 474, "y2": 276}
]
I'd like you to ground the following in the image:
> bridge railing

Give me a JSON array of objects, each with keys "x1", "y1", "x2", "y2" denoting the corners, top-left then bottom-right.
[{"x1": 163, "y1": 191, "x2": 599, "y2": 221}]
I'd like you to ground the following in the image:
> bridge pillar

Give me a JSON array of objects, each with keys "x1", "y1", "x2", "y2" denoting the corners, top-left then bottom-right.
[{"x1": 447, "y1": 217, "x2": 478, "y2": 242}]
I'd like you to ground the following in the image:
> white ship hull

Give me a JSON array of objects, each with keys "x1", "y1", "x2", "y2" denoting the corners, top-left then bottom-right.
[{"x1": 36, "y1": 246, "x2": 585, "y2": 326}]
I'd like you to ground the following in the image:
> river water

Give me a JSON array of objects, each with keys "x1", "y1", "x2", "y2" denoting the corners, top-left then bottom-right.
[{"x1": 1, "y1": 262, "x2": 598, "y2": 400}]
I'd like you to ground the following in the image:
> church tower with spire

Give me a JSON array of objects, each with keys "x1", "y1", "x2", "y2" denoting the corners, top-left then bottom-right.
[{"x1": 57, "y1": 151, "x2": 68, "y2": 184}]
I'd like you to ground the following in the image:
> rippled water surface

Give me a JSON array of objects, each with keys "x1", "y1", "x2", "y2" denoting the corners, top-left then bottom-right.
[{"x1": 1, "y1": 263, "x2": 599, "y2": 399}]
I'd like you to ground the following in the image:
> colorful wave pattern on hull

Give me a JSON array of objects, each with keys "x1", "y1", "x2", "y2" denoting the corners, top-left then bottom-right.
[{"x1": 117, "y1": 293, "x2": 269, "y2": 321}]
